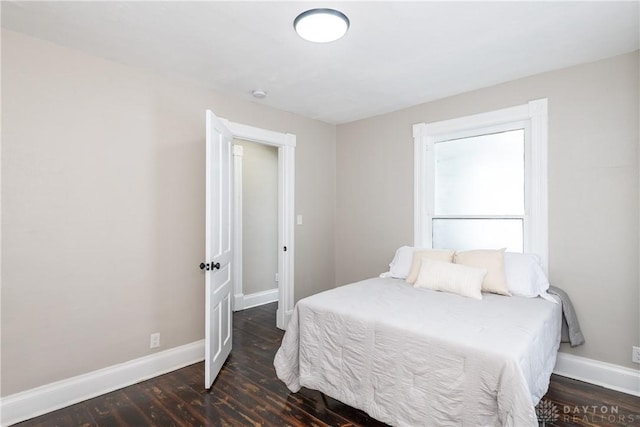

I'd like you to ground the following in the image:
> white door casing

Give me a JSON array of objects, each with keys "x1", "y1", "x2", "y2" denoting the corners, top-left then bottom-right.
[
  {"x1": 232, "y1": 144, "x2": 244, "y2": 311},
  {"x1": 222, "y1": 119, "x2": 296, "y2": 331},
  {"x1": 204, "y1": 110, "x2": 233, "y2": 389}
]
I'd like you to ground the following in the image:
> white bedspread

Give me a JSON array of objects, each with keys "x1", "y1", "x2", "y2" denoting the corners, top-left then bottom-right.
[{"x1": 274, "y1": 277, "x2": 562, "y2": 427}]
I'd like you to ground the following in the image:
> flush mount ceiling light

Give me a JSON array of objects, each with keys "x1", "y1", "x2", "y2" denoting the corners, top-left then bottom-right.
[{"x1": 294, "y1": 8, "x2": 350, "y2": 43}]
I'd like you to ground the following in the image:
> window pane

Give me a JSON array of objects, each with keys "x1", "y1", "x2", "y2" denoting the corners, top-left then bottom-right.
[
  {"x1": 434, "y1": 130, "x2": 524, "y2": 215},
  {"x1": 432, "y1": 219, "x2": 523, "y2": 252}
]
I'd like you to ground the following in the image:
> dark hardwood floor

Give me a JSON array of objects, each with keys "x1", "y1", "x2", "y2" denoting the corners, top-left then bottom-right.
[{"x1": 16, "y1": 303, "x2": 640, "y2": 427}]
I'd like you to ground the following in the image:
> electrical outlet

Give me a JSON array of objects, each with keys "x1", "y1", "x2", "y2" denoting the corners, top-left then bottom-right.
[
  {"x1": 150, "y1": 333, "x2": 161, "y2": 349},
  {"x1": 633, "y1": 346, "x2": 640, "y2": 364}
]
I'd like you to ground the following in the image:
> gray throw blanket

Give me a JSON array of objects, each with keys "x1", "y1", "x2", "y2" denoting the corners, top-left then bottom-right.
[{"x1": 548, "y1": 285, "x2": 585, "y2": 347}]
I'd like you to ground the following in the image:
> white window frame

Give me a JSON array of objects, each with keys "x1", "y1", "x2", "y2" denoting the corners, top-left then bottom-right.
[{"x1": 413, "y1": 99, "x2": 549, "y2": 272}]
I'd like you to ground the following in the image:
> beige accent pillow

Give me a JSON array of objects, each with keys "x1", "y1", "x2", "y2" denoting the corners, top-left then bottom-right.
[
  {"x1": 454, "y1": 249, "x2": 511, "y2": 296},
  {"x1": 406, "y1": 249, "x2": 455, "y2": 284},
  {"x1": 414, "y1": 258, "x2": 485, "y2": 300}
]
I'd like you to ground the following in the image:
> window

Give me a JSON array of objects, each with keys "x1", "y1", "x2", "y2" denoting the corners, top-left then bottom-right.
[{"x1": 413, "y1": 99, "x2": 548, "y2": 271}]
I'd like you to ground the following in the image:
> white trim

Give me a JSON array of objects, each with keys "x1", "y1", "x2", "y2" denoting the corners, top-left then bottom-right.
[
  {"x1": 277, "y1": 140, "x2": 296, "y2": 330},
  {"x1": 232, "y1": 144, "x2": 244, "y2": 312},
  {"x1": 233, "y1": 293, "x2": 245, "y2": 311},
  {"x1": 4, "y1": 338, "x2": 636, "y2": 426},
  {"x1": 528, "y1": 99, "x2": 549, "y2": 272},
  {"x1": 413, "y1": 123, "x2": 428, "y2": 249},
  {"x1": 222, "y1": 119, "x2": 295, "y2": 148},
  {"x1": 241, "y1": 288, "x2": 279, "y2": 310},
  {"x1": 224, "y1": 119, "x2": 296, "y2": 331},
  {"x1": 284, "y1": 309, "x2": 294, "y2": 327},
  {"x1": 554, "y1": 352, "x2": 640, "y2": 397},
  {"x1": 422, "y1": 102, "x2": 530, "y2": 137},
  {"x1": 413, "y1": 99, "x2": 548, "y2": 271},
  {"x1": 0, "y1": 340, "x2": 205, "y2": 427}
]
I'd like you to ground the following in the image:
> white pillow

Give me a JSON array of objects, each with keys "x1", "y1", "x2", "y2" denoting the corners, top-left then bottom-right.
[
  {"x1": 414, "y1": 258, "x2": 486, "y2": 300},
  {"x1": 388, "y1": 246, "x2": 414, "y2": 279},
  {"x1": 454, "y1": 249, "x2": 511, "y2": 296},
  {"x1": 406, "y1": 248, "x2": 456, "y2": 284},
  {"x1": 504, "y1": 252, "x2": 550, "y2": 298}
]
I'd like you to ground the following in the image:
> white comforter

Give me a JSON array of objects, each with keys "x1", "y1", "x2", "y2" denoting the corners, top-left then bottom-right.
[{"x1": 274, "y1": 277, "x2": 562, "y2": 427}]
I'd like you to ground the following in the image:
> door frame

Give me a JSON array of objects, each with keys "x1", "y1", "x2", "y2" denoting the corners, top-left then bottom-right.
[{"x1": 222, "y1": 118, "x2": 296, "y2": 330}]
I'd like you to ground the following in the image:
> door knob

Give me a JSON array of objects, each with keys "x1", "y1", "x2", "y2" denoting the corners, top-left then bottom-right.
[
  {"x1": 212, "y1": 262, "x2": 221, "y2": 270},
  {"x1": 199, "y1": 262, "x2": 210, "y2": 271}
]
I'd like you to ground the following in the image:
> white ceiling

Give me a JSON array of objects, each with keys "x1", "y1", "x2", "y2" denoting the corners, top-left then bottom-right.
[{"x1": 2, "y1": 1, "x2": 638, "y2": 124}]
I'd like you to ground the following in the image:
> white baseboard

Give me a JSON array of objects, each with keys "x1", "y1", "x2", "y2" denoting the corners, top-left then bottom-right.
[
  {"x1": 5, "y1": 339, "x2": 636, "y2": 426},
  {"x1": 554, "y1": 352, "x2": 640, "y2": 397},
  {"x1": 0, "y1": 340, "x2": 205, "y2": 427},
  {"x1": 233, "y1": 289, "x2": 278, "y2": 312},
  {"x1": 242, "y1": 288, "x2": 278, "y2": 310}
]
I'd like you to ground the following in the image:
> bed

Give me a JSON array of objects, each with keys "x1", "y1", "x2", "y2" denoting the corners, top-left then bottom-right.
[{"x1": 274, "y1": 276, "x2": 562, "y2": 426}]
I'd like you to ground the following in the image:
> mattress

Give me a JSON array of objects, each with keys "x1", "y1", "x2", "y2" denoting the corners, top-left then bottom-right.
[{"x1": 274, "y1": 277, "x2": 562, "y2": 427}]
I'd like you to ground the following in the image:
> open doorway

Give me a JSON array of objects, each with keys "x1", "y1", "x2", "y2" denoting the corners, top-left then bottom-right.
[
  {"x1": 222, "y1": 118, "x2": 295, "y2": 331},
  {"x1": 232, "y1": 140, "x2": 279, "y2": 310}
]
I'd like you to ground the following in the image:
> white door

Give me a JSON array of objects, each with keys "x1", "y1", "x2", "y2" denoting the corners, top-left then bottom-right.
[{"x1": 202, "y1": 110, "x2": 233, "y2": 389}]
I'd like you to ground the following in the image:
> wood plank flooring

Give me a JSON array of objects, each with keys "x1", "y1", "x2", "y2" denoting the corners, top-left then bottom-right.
[{"x1": 15, "y1": 302, "x2": 640, "y2": 427}]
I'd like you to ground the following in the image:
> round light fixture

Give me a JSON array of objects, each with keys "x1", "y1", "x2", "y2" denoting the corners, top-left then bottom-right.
[
  {"x1": 294, "y1": 8, "x2": 350, "y2": 43},
  {"x1": 252, "y1": 89, "x2": 267, "y2": 99}
]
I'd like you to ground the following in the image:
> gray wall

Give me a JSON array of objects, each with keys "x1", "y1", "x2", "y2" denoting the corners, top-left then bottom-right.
[
  {"x1": 336, "y1": 51, "x2": 639, "y2": 369},
  {"x1": 2, "y1": 25, "x2": 638, "y2": 399},
  {"x1": 236, "y1": 140, "x2": 278, "y2": 296},
  {"x1": 1, "y1": 29, "x2": 336, "y2": 396}
]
